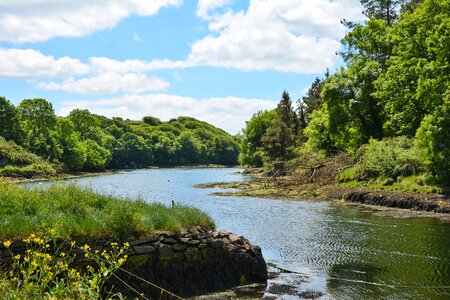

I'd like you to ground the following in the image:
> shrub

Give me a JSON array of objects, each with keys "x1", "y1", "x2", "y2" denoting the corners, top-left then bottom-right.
[
  {"x1": 415, "y1": 103, "x2": 450, "y2": 181},
  {"x1": 0, "y1": 230, "x2": 127, "y2": 299},
  {"x1": 356, "y1": 136, "x2": 424, "y2": 180}
]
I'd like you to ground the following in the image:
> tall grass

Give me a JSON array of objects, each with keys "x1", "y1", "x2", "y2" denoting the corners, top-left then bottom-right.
[{"x1": 0, "y1": 183, "x2": 215, "y2": 241}]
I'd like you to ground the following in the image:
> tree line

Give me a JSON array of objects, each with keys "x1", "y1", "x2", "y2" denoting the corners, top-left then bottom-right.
[
  {"x1": 0, "y1": 97, "x2": 239, "y2": 173},
  {"x1": 239, "y1": 0, "x2": 449, "y2": 183}
]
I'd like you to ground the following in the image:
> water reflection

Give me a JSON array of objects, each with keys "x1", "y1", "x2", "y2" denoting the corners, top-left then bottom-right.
[{"x1": 23, "y1": 168, "x2": 450, "y2": 299}]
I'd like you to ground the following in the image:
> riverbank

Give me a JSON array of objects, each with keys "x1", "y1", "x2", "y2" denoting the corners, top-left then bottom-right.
[
  {"x1": 0, "y1": 164, "x2": 240, "y2": 184},
  {"x1": 194, "y1": 171, "x2": 450, "y2": 217}
]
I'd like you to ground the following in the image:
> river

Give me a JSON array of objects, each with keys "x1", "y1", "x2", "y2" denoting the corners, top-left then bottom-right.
[{"x1": 27, "y1": 168, "x2": 450, "y2": 299}]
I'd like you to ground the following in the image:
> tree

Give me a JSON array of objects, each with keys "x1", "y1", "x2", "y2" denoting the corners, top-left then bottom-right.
[
  {"x1": 17, "y1": 99, "x2": 61, "y2": 161},
  {"x1": 261, "y1": 117, "x2": 293, "y2": 161},
  {"x1": 375, "y1": 0, "x2": 449, "y2": 136},
  {"x1": 56, "y1": 118, "x2": 86, "y2": 170},
  {"x1": 360, "y1": 0, "x2": 406, "y2": 25},
  {"x1": 278, "y1": 91, "x2": 297, "y2": 134},
  {"x1": 82, "y1": 139, "x2": 111, "y2": 170},
  {"x1": 415, "y1": 100, "x2": 450, "y2": 180},
  {"x1": 143, "y1": 116, "x2": 162, "y2": 126},
  {"x1": 0, "y1": 96, "x2": 20, "y2": 141},
  {"x1": 112, "y1": 132, "x2": 153, "y2": 168},
  {"x1": 239, "y1": 109, "x2": 276, "y2": 166}
]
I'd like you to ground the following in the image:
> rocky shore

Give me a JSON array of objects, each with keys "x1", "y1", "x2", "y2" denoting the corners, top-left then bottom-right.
[{"x1": 0, "y1": 227, "x2": 267, "y2": 299}]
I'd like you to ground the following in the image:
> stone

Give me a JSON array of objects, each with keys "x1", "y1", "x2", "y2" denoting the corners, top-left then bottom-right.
[
  {"x1": 134, "y1": 245, "x2": 156, "y2": 255},
  {"x1": 130, "y1": 237, "x2": 159, "y2": 246},
  {"x1": 173, "y1": 243, "x2": 187, "y2": 252},
  {"x1": 228, "y1": 234, "x2": 240, "y2": 243},
  {"x1": 158, "y1": 244, "x2": 174, "y2": 257},
  {"x1": 219, "y1": 230, "x2": 229, "y2": 237},
  {"x1": 212, "y1": 239, "x2": 225, "y2": 249},
  {"x1": 162, "y1": 238, "x2": 177, "y2": 244},
  {"x1": 179, "y1": 238, "x2": 190, "y2": 244},
  {"x1": 188, "y1": 240, "x2": 200, "y2": 246}
]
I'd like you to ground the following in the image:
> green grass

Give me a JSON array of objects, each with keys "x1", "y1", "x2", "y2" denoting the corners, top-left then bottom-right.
[
  {"x1": 337, "y1": 175, "x2": 447, "y2": 194},
  {"x1": 335, "y1": 166, "x2": 358, "y2": 182},
  {"x1": 0, "y1": 183, "x2": 214, "y2": 241}
]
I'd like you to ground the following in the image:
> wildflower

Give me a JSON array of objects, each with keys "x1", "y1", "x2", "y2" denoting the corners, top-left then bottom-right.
[
  {"x1": 3, "y1": 240, "x2": 11, "y2": 248},
  {"x1": 14, "y1": 254, "x2": 21, "y2": 260},
  {"x1": 123, "y1": 242, "x2": 130, "y2": 248},
  {"x1": 60, "y1": 252, "x2": 66, "y2": 257}
]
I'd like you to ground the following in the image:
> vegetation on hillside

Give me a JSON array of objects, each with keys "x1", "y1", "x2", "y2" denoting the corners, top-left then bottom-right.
[
  {"x1": 239, "y1": 0, "x2": 449, "y2": 190},
  {"x1": 0, "y1": 95, "x2": 239, "y2": 177}
]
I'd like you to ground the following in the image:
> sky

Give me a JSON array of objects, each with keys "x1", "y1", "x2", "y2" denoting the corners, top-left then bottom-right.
[{"x1": 0, "y1": 0, "x2": 365, "y2": 134}]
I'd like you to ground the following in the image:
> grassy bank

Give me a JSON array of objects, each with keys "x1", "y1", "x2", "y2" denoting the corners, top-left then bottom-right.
[{"x1": 0, "y1": 183, "x2": 214, "y2": 241}]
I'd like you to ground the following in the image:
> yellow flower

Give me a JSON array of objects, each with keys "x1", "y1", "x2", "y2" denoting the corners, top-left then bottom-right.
[
  {"x1": 123, "y1": 242, "x2": 130, "y2": 248},
  {"x1": 71, "y1": 241, "x2": 76, "y2": 247},
  {"x1": 14, "y1": 254, "x2": 21, "y2": 260},
  {"x1": 60, "y1": 252, "x2": 66, "y2": 257},
  {"x1": 84, "y1": 253, "x2": 89, "y2": 258},
  {"x1": 3, "y1": 240, "x2": 11, "y2": 248}
]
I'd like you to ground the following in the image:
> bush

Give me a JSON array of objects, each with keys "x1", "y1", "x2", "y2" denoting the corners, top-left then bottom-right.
[
  {"x1": 356, "y1": 137, "x2": 424, "y2": 180},
  {"x1": 415, "y1": 103, "x2": 450, "y2": 181}
]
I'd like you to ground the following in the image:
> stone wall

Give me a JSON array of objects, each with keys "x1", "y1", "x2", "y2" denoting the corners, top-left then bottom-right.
[{"x1": 0, "y1": 227, "x2": 267, "y2": 299}]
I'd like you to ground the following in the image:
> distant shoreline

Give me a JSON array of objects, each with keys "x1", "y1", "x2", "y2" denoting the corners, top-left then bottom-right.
[{"x1": 1, "y1": 164, "x2": 241, "y2": 184}]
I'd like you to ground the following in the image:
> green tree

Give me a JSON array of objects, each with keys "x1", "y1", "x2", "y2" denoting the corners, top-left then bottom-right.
[
  {"x1": 415, "y1": 101, "x2": 450, "y2": 180},
  {"x1": 0, "y1": 96, "x2": 21, "y2": 142},
  {"x1": 17, "y1": 99, "x2": 62, "y2": 161},
  {"x1": 143, "y1": 116, "x2": 162, "y2": 126},
  {"x1": 56, "y1": 118, "x2": 86, "y2": 170},
  {"x1": 239, "y1": 109, "x2": 276, "y2": 166},
  {"x1": 360, "y1": 0, "x2": 406, "y2": 25},
  {"x1": 82, "y1": 139, "x2": 111, "y2": 170},
  {"x1": 112, "y1": 132, "x2": 153, "y2": 168},
  {"x1": 375, "y1": 0, "x2": 449, "y2": 136}
]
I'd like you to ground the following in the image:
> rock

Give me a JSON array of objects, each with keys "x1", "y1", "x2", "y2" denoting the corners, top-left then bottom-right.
[
  {"x1": 229, "y1": 234, "x2": 240, "y2": 243},
  {"x1": 173, "y1": 243, "x2": 187, "y2": 252},
  {"x1": 158, "y1": 244, "x2": 173, "y2": 256},
  {"x1": 130, "y1": 236, "x2": 159, "y2": 246},
  {"x1": 162, "y1": 237, "x2": 177, "y2": 244},
  {"x1": 188, "y1": 239, "x2": 200, "y2": 246},
  {"x1": 179, "y1": 238, "x2": 190, "y2": 244},
  {"x1": 212, "y1": 239, "x2": 225, "y2": 249},
  {"x1": 134, "y1": 245, "x2": 156, "y2": 255},
  {"x1": 219, "y1": 230, "x2": 229, "y2": 237}
]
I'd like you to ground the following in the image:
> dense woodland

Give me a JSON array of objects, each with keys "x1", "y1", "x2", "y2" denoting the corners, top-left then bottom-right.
[
  {"x1": 0, "y1": 97, "x2": 239, "y2": 177},
  {"x1": 239, "y1": 0, "x2": 449, "y2": 185}
]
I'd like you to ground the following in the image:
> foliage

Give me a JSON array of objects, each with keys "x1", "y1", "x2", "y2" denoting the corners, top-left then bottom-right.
[
  {"x1": 0, "y1": 96, "x2": 21, "y2": 142},
  {"x1": 375, "y1": 0, "x2": 449, "y2": 136},
  {"x1": 0, "y1": 137, "x2": 55, "y2": 177},
  {"x1": 415, "y1": 101, "x2": 450, "y2": 181},
  {"x1": 239, "y1": 109, "x2": 276, "y2": 167},
  {"x1": 356, "y1": 137, "x2": 424, "y2": 180},
  {"x1": 142, "y1": 116, "x2": 162, "y2": 126},
  {"x1": 0, "y1": 183, "x2": 215, "y2": 240},
  {"x1": 0, "y1": 231, "x2": 127, "y2": 299}
]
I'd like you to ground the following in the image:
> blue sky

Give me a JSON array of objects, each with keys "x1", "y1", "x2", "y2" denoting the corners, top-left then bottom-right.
[{"x1": 0, "y1": 0, "x2": 364, "y2": 133}]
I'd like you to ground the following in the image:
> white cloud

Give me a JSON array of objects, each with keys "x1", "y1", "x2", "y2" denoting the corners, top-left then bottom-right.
[
  {"x1": 196, "y1": 0, "x2": 234, "y2": 19},
  {"x1": 0, "y1": 0, "x2": 182, "y2": 43},
  {"x1": 59, "y1": 94, "x2": 276, "y2": 134},
  {"x1": 0, "y1": 48, "x2": 89, "y2": 79},
  {"x1": 37, "y1": 73, "x2": 170, "y2": 94},
  {"x1": 188, "y1": 0, "x2": 364, "y2": 73}
]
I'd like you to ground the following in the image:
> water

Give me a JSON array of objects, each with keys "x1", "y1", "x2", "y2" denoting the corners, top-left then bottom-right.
[{"x1": 26, "y1": 168, "x2": 450, "y2": 299}]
